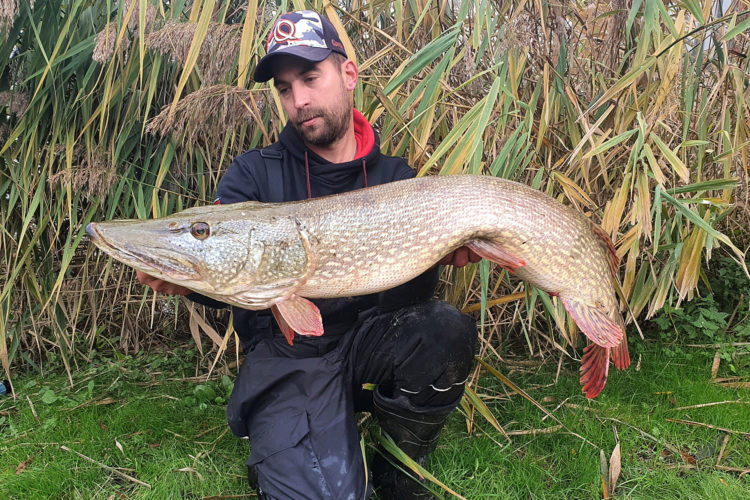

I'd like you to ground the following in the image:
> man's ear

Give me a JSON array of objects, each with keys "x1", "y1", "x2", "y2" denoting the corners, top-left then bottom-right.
[{"x1": 341, "y1": 59, "x2": 358, "y2": 91}]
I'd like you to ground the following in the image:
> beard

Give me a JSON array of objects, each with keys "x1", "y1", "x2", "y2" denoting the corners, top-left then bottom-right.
[{"x1": 291, "y1": 88, "x2": 352, "y2": 147}]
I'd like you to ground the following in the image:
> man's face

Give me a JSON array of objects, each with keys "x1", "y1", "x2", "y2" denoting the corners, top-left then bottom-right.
[{"x1": 272, "y1": 55, "x2": 354, "y2": 147}]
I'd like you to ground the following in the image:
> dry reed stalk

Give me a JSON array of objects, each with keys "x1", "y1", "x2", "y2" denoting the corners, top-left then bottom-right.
[
  {"x1": 146, "y1": 21, "x2": 241, "y2": 84},
  {"x1": 146, "y1": 84, "x2": 259, "y2": 150}
]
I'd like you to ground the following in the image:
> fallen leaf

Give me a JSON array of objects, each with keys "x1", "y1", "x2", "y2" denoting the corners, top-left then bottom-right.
[
  {"x1": 147, "y1": 443, "x2": 161, "y2": 448},
  {"x1": 115, "y1": 439, "x2": 124, "y2": 455},
  {"x1": 608, "y1": 443, "x2": 621, "y2": 496},
  {"x1": 681, "y1": 449, "x2": 697, "y2": 465},
  {"x1": 177, "y1": 467, "x2": 204, "y2": 482},
  {"x1": 15, "y1": 456, "x2": 31, "y2": 474},
  {"x1": 599, "y1": 449, "x2": 609, "y2": 499},
  {"x1": 711, "y1": 351, "x2": 721, "y2": 379},
  {"x1": 99, "y1": 422, "x2": 108, "y2": 430}
]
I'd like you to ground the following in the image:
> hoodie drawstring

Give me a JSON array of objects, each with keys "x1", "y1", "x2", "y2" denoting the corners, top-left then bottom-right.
[
  {"x1": 304, "y1": 151, "x2": 368, "y2": 200},
  {"x1": 305, "y1": 150, "x2": 312, "y2": 199}
]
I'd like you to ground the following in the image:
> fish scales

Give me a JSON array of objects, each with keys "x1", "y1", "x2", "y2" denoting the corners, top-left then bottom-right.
[
  {"x1": 86, "y1": 174, "x2": 630, "y2": 397},
  {"x1": 287, "y1": 176, "x2": 607, "y2": 304}
]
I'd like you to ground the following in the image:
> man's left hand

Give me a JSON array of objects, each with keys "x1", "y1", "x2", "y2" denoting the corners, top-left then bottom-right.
[{"x1": 439, "y1": 246, "x2": 481, "y2": 267}]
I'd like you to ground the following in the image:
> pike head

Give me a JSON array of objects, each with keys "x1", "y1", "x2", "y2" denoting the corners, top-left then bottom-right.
[{"x1": 86, "y1": 202, "x2": 316, "y2": 310}]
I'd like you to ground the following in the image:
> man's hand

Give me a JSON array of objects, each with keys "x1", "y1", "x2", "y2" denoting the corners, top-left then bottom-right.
[
  {"x1": 439, "y1": 246, "x2": 482, "y2": 268},
  {"x1": 136, "y1": 270, "x2": 193, "y2": 296}
]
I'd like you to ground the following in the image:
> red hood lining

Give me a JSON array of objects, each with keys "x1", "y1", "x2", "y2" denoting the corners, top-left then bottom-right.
[{"x1": 353, "y1": 109, "x2": 375, "y2": 160}]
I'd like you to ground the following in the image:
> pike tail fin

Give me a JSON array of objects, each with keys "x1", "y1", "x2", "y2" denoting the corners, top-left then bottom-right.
[
  {"x1": 580, "y1": 344, "x2": 610, "y2": 398},
  {"x1": 466, "y1": 240, "x2": 526, "y2": 272},
  {"x1": 272, "y1": 296, "x2": 323, "y2": 346},
  {"x1": 580, "y1": 333, "x2": 630, "y2": 398},
  {"x1": 560, "y1": 297, "x2": 623, "y2": 348},
  {"x1": 611, "y1": 330, "x2": 630, "y2": 370}
]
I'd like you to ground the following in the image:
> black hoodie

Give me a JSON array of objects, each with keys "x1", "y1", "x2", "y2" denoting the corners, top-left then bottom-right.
[{"x1": 190, "y1": 112, "x2": 439, "y2": 349}]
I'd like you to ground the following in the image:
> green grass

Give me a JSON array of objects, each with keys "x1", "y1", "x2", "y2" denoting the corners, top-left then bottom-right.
[
  {"x1": 1, "y1": 342, "x2": 749, "y2": 499},
  {"x1": 432, "y1": 344, "x2": 750, "y2": 499},
  {"x1": 0, "y1": 348, "x2": 252, "y2": 499}
]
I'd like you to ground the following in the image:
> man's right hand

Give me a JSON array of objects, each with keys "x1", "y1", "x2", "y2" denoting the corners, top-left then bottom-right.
[{"x1": 136, "y1": 270, "x2": 193, "y2": 296}]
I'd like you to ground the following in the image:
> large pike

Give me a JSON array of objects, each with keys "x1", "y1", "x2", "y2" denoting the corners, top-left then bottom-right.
[{"x1": 86, "y1": 174, "x2": 630, "y2": 397}]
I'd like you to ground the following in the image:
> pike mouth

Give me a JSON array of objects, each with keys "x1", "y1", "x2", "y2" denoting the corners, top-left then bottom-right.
[{"x1": 86, "y1": 222, "x2": 199, "y2": 280}]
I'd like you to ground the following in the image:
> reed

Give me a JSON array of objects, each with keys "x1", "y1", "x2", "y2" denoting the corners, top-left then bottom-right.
[{"x1": 0, "y1": 0, "x2": 747, "y2": 410}]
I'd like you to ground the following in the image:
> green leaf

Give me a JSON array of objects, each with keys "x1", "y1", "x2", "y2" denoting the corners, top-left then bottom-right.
[
  {"x1": 383, "y1": 25, "x2": 459, "y2": 95},
  {"x1": 660, "y1": 190, "x2": 745, "y2": 262},
  {"x1": 193, "y1": 384, "x2": 216, "y2": 403},
  {"x1": 221, "y1": 375, "x2": 233, "y2": 395},
  {"x1": 723, "y1": 14, "x2": 750, "y2": 41},
  {"x1": 650, "y1": 132, "x2": 689, "y2": 182},
  {"x1": 583, "y1": 129, "x2": 638, "y2": 158},
  {"x1": 41, "y1": 389, "x2": 58, "y2": 404},
  {"x1": 667, "y1": 178, "x2": 739, "y2": 195}
]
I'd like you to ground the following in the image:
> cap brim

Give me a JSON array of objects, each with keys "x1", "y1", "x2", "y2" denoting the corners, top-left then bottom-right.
[{"x1": 253, "y1": 46, "x2": 333, "y2": 82}]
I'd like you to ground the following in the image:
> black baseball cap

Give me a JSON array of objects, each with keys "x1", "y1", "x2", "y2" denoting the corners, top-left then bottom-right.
[{"x1": 254, "y1": 10, "x2": 348, "y2": 82}]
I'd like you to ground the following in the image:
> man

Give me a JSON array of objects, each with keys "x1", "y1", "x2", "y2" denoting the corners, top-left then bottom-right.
[{"x1": 138, "y1": 10, "x2": 478, "y2": 499}]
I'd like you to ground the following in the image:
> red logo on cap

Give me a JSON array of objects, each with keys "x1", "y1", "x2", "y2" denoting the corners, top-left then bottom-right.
[{"x1": 268, "y1": 19, "x2": 300, "y2": 49}]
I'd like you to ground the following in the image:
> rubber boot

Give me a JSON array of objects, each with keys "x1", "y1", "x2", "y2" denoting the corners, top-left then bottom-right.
[{"x1": 371, "y1": 388, "x2": 457, "y2": 500}]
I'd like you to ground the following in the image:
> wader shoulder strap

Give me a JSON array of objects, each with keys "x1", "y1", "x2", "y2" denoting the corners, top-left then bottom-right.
[{"x1": 259, "y1": 148, "x2": 284, "y2": 203}]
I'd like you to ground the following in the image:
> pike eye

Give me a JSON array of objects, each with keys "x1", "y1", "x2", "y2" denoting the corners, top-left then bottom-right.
[{"x1": 190, "y1": 222, "x2": 210, "y2": 240}]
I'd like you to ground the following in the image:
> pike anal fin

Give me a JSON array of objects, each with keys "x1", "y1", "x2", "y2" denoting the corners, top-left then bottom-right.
[
  {"x1": 272, "y1": 296, "x2": 324, "y2": 346},
  {"x1": 466, "y1": 240, "x2": 526, "y2": 272},
  {"x1": 560, "y1": 297, "x2": 623, "y2": 348}
]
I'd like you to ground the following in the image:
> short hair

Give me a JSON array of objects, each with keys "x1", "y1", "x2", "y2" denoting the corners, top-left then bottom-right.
[{"x1": 328, "y1": 52, "x2": 347, "y2": 66}]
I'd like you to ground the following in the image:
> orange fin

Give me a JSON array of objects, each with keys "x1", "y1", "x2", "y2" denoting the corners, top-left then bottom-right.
[
  {"x1": 560, "y1": 297, "x2": 623, "y2": 348},
  {"x1": 466, "y1": 240, "x2": 526, "y2": 272},
  {"x1": 580, "y1": 344, "x2": 610, "y2": 398},
  {"x1": 271, "y1": 305, "x2": 296, "y2": 345},
  {"x1": 611, "y1": 330, "x2": 630, "y2": 370},
  {"x1": 592, "y1": 224, "x2": 619, "y2": 278},
  {"x1": 273, "y1": 296, "x2": 323, "y2": 346}
]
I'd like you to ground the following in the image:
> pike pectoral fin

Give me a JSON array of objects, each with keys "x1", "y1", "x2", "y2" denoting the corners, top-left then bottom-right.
[
  {"x1": 466, "y1": 240, "x2": 526, "y2": 272},
  {"x1": 580, "y1": 344, "x2": 610, "y2": 399},
  {"x1": 272, "y1": 296, "x2": 323, "y2": 346},
  {"x1": 271, "y1": 306, "x2": 295, "y2": 346},
  {"x1": 560, "y1": 297, "x2": 623, "y2": 348}
]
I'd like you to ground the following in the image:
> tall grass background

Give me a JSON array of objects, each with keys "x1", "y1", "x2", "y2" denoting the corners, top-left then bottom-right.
[{"x1": 0, "y1": 0, "x2": 748, "y2": 397}]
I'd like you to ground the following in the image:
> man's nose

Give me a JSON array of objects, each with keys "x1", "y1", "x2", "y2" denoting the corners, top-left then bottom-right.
[{"x1": 292, "y1": 83, "x2": 311, "y2": 109}]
